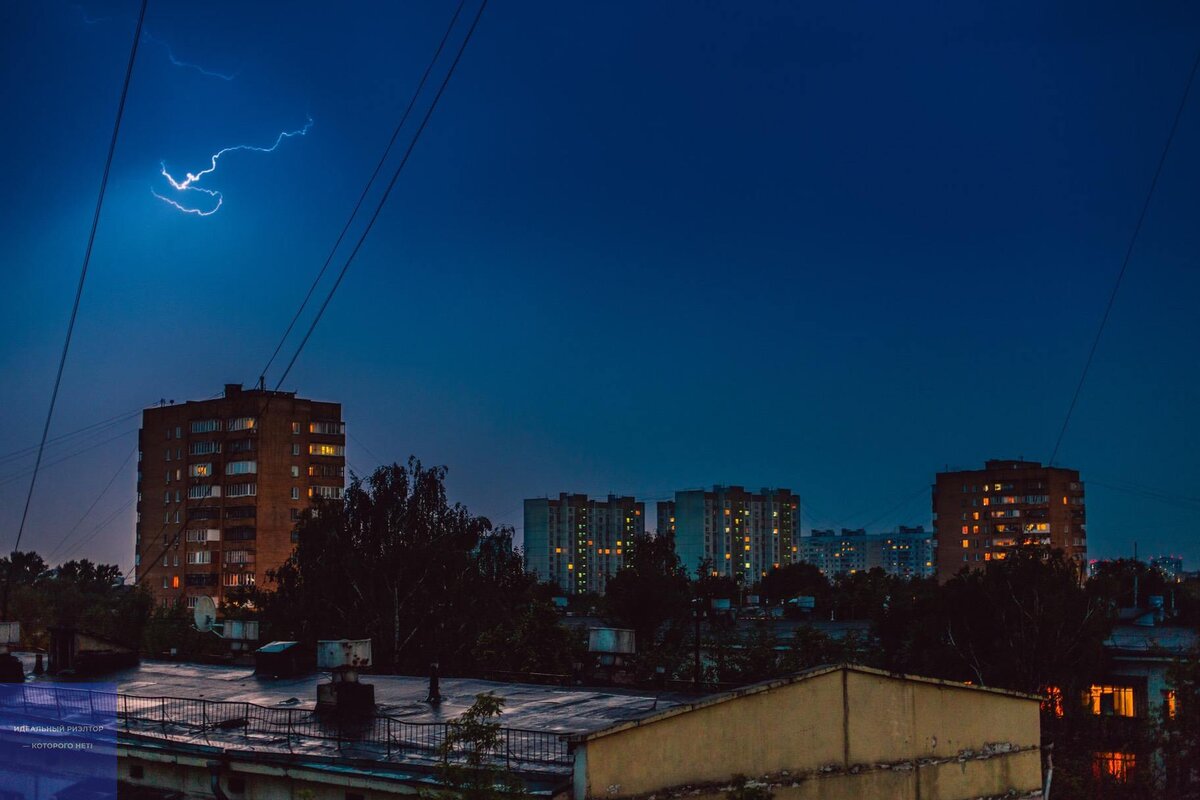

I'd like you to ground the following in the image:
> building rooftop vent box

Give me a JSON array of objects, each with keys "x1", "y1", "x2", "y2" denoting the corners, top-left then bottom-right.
[
  {"x1": 316, "y1": 639, "x2": 375, "y2": 716},
  {"x1": 317, "y1": 639, "x2": 372, "y2": 670}
]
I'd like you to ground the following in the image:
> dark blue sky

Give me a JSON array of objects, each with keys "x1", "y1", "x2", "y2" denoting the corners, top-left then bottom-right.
[{"x1": 2, "y1": 1, "x2": 1198, "y2": 571}]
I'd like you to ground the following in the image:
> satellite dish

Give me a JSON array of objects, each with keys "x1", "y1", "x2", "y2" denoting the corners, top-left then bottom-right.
[{"x1": 194, "y1": 596, "x2": 218, "y2": 632}]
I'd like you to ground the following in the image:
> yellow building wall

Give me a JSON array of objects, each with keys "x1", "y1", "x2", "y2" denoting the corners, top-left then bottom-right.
[
  {"x1": 580, "y1": 668, "x2": 1042, "y2": 800},
  {"x1": 581, "y1": 670, "x2": 846, "y2": 797},
  {"x1": 845, "y1": 669, "x2": 1041, "y2": 763},
  {"x1": 606, "y1": 749, "x2": 1042, "y2": 800}
]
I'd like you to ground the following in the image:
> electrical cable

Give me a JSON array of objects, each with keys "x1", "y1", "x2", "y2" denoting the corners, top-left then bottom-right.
[
  {"x1": 45, "y1": 444, "x2": 138, "y2": 564},
  {"x1": 273, "y1": 0, "x2": 489, "y2": 391},
  {"x1": 257, "y1": 0, "x2": 469, "y2": 387},
  {"x1": 0, "y1": 407, "x2": 141, "y2": 466},
  {"x1": 1048, "y1": 46, "x2": 1200, "y2": 465},
  {"x1": 5, "y1": 0, "x2": 148, "y2": 619}
]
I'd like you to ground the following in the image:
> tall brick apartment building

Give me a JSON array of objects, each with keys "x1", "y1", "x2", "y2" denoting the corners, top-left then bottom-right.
[
  {"x1": 932, "y1": 459, "x2": 1086, "y2": 582},
  {"x1": 134, "y1": 384, "x2": 345, "y2": 608}
]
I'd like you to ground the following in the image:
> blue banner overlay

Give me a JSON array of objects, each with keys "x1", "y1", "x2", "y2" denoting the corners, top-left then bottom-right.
[{"x1": 0, "y1": 683, "x2": 118, "y2": 800}]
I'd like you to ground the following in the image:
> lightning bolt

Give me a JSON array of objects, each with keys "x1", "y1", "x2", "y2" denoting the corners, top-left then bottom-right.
[
  {"x1": 154, "y1": 118, "x2": 313, "y2": 216},
  {"x1": 142, "y1": 32, "x2": 237, "y2": 81},
  {"x1": 70, "y1": 4, "x2": 110, "y2": 25}
]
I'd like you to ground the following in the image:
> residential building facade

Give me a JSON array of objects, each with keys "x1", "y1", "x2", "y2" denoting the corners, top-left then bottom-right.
[
  {"x1": 932, "y1": 459, "x2": 1086, "y2": 582},
  {"x1": 799, "y1": 525, "x2": 934, "y2": 579},
  {"x1": 134, "y1": 383, "x2": 346, "y2": 608},
  {"x1": 523, "y1": 494, "x2": 644, "y2": 594},
  {"x1": 658, "y1": 485, "x2": 800, "y2": 581}
]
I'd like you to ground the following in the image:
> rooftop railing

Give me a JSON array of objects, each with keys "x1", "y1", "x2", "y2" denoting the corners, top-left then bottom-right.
[{"x1": 0, "y1": 684, "x2": 572, "y2": 770}]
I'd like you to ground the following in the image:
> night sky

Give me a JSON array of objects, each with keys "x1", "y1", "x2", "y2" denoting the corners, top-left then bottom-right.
[{"x1": 2, "y1": 1, "x2": 1199, "y2": 572}]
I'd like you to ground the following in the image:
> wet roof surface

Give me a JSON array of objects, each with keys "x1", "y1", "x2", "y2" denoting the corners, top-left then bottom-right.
[{"x1": 31, "y1": 658, "x2": 688, "y2": 736}]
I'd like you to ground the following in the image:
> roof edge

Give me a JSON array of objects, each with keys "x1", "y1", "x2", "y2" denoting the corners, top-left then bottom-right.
[{"x1": 570, "y1": 663, "x2": 1040, "y2": 744}]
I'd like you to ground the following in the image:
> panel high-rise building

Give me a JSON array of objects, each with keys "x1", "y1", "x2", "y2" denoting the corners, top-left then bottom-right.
[
  {"x1": 135, "y1": 384, "x2": 346, "y2": 608},
  {"x1": 932, "y1": 459, "x2": 1086, "y2": 582},
  {"x1": 523, "y1": 494, "x2": 644, "y2": 595},
  {"x1": 798, "y1": 526, "x2": 934, "y2": 579},
  {"x1": 658, "y1": 486, "x2": 800, "y2": 582}
]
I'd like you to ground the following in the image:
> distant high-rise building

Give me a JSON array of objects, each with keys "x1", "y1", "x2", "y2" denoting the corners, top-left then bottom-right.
[
  {"x1": 932, "y1": 460, "x2": 1086, "y2": 582},
  {"x1": 1150, "y1": 556, "x2": 1184, "y2": 582},
  {"x1": 798, "y1": 525, "x2": 934, "y2": 579},
  {"x1": 523, "y1": 494, "x2": 644, "y2": 595},
  {"x1": 658, "y1": 486, "x2": 800, "y2": 581},
  {"x1": 135, "y1": 384, "x2": 346, "y2": 608}
]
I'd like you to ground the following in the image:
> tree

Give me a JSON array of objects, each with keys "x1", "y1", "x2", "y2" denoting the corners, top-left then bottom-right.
[
  {"x1": 758, "y1": 562, "x2": 830, "y2": 609},
  {"x1": 1088, "y1": 559, "x2": 1170, "y2": 611},
  {"x1": 439, "y1": 692, "x2": 526, "y2": 799},
  {"x1": 1157, "y1": 651, "x2": 1200, "y2": 798},
  {"x1": 473, "y1": 593, "x2": 586, "y2": 677},
  {"x1": 603, "y1": 534, "x2": 691, "y2": 655},
  {"x1": 0, "y1": 551, "x2": 150, "y2": 652},
  {"x1": 257, "y1": 458, "x2": 576, "y2": 676}
]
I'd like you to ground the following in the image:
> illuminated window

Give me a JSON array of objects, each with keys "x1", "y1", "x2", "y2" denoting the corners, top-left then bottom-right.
[
  {"x1": 1093, "y1": 752, "x2": 1136, "y2": 783},
  {"x1": 171, "y1": 575, "x2": 180, "y2": 589},
  {"x1": 1088, "y1": 685, "x2": 1135, "y2": 717},
  {"x1": 555, "y1": 547, "x2": 562, "y2": 554},
  {"x1": 982, "y1": 497, "x2": 990, "y2": 506},
  {"x1": 1164, "y1": 690, "x2": 1177, "y2": 719},
  {"x1": 227, "y1": 417, "x2": 256, "y2": 431},
  {"x1": 962, "y1": 539, "x2": 969, "y2": 548},
  {"x1": 725, "y1": 553, "x2": 731, "y2": 560},
  {"x1": 744, "y1": 545, "x2": 751, "y2": 551},
  {"x1": 1042, "y1": 686, "x2": 1064, "y2": 719},
  {"x1": 309, "y1": 443, "x2": 345, "y2": 457},
  {"x1": 567, "y1": 564, "x2": 574, "y2": 570},
  {"x1": 972, "y1": 511, "x2": 980, "y2": 520}
]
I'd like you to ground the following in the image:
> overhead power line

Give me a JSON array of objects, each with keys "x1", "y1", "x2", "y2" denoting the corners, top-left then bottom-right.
[
  {"x1": 7, "y1": 0, "x2": 147, "y2": 574},
  {"x1": 258, "y1": 0, "x2": 468, "y2": 387},
  {"x1": 0, "y1": 406, "x2": 141, "y2": 466},
  {"x1": 274, "y1": 0, "x2": 490, "y2": 391},
  {"x1": 45, "y1": 444, "x2": 138, "y2": 564},
  {"x1": 0, "y1": 427, "x2": 138, "y2": 488},
  {"x1": 1048, "y1": 46, "x2": 1200, "y2": 465},
  {"x1": 131, "y1": 3, "x2": 487, "y2": 592}
]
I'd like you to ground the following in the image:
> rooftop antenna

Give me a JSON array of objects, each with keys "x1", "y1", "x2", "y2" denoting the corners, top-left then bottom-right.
[{"x1": 193, "y1": 596, "x2": 221, "y2": 635}]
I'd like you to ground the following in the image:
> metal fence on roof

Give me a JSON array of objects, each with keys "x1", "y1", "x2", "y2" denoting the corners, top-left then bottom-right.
[{"x1": 0, "y1": 684, "x2": 572, "y2": 770}]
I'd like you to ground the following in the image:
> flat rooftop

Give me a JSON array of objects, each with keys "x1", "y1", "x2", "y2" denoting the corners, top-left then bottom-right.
[
  {"x1": 16, "y1": 657, "x2": 691, "y2": 779},
  {"x1": 120, "y1": 660, "x2": 684, "y2": 733}
]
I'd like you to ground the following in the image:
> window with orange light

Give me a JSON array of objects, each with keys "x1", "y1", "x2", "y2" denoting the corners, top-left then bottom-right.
[
  {"x1": 1088, "y1": 685, "x2": 1136, "y2": 717},
  {"x1": 1042, "y1": 686, "x2": 1064, "y2": 718},
  {"x1": 1093, "y1": 752, "x2": 1136, "y2": 783},
  {"x1": 1164, "y1": 690, "x2": 1177, "y2": 719}
]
